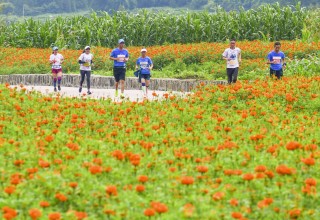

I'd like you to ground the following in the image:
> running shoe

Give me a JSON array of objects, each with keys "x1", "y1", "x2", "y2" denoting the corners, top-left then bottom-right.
[
  {"x1": 58, "y1": 85, "x2": 61, "y2": 91},
  {"x1": 54, "y1": 87, "x2": 57, "y2": 92},
  {"x1": 79, "y1": 87, "x2": 82, "y2": 93},
  {"x1": 88, "y1": 91, "x2": 92, "y2": 95}
]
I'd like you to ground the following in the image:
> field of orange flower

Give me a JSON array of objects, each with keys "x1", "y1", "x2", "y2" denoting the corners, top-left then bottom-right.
[
  {"x1": 0, "y1": 76, "x2": 319, "y2": 219},
  {"x1": 0, "y1": 40, "x2": 319, "y2": 80}
]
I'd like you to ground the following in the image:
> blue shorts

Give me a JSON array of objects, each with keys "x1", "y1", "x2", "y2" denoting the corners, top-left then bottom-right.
[{"x1": 138, "y1": 74, "x2": 151, "y2": 83}]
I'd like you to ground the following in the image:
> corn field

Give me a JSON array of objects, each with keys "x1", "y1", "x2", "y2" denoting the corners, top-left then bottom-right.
[{"x1": 0, "y1": 3, "x2": 312, "y2": 49}]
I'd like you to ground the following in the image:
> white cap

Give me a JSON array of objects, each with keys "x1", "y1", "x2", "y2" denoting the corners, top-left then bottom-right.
[
  {"x1": 141, "y1": 48, "x2": 147, "y2": 52},
  {"x1": 85, "y1": 46, "x2": 90, "y2": 50}
]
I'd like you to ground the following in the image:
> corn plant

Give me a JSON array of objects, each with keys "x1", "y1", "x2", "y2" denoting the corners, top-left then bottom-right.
[{"x1": 0, "y1": 3, "x2": 312, "y2": 49}]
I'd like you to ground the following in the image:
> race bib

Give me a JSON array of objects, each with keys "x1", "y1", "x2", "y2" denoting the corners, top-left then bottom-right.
[
  {"x1": 273, "y1": 56, "x2": 281, "y2": 64},
  {"x1": 117, "y1": 55, "x2": 125, "y2": 62},
  {"x1": 52, "y1": 65, "x2": 61, "y2": 69},
  {"x1": 229, "y1": 60, "x2": 237, "y2": 65},
  {"x1": 140, "y1": 61, "x2": 148, "y2": 69},
  {"x1": 83, "y1": 62, "x2": 90, "y2": 67}
]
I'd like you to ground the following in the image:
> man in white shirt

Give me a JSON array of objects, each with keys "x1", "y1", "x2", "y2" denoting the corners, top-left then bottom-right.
[{"x1": 222, "y1": 39, "x2": 242, "y2": 84}]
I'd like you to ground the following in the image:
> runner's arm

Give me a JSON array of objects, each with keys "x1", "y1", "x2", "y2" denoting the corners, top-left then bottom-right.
[
  {"x1": 266, "y1": 54, "x2": 274, "y2": 64},
  {"x1": 282, "y1": 57, "x2": 286, "y2": 69},
  {"x1": 222, "y1": 52, "x2": 230, "y2": 61},
  {"x1": 109, "y1": 51, "x2": 118, "y2": 61}
]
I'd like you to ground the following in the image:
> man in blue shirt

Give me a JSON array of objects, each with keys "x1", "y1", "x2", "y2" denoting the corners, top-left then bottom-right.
[
  {"x1": 109, "y1": 39, "x2": 129, "y2": 98},
  {"x1": 267, "y1": 41, "x2": 286, "y2": 79},
  {"x1": 135, "y1": 48, "x2": 153, "y2": 98}
]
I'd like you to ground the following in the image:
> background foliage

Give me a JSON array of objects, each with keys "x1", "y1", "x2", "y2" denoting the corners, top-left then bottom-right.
[
  {"x1": 1, "y1": 4, "x2": 318, "y2": 49},
  {"x1": 1, "y1": 0, "x2": 319, "y2": 15}
]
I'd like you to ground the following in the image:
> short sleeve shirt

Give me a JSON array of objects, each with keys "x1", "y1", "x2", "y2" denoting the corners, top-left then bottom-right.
[
  {"x1": 136, "y1": 57, "x2": 153, "y2": 74},
  {"x1": 79, "y1": 53, "x2": 94, "y2": 71},
  {"x1": 49, "y1": 53, "x2": 64, "y2": 69},
  {"x1": 110, "y1": 48, "x2": 129, "y2": 67},
  {"x1": 222, "y1": 47, "x2": 241, "y2": 68},
  {"x1": 267, "y1": 51, "x2": 285, "y2": 71}
]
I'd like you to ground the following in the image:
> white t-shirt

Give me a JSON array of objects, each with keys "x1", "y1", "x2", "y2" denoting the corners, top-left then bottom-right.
[
  {"x1": 79, "y1": 53, "x2": 94, "y2": 71},
  {"x1": 49, "y1": 53, "x2": 64, "y2": 69},
  {"x1": 222, "y1": 47, "x2": 241, "y2": 68}
]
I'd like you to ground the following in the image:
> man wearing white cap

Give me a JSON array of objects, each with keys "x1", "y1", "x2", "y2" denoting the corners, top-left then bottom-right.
[
  {"x1": 135, "y1": 48, "x2": 153, "y2": 98},
  {"x1": 109, "y1": 39, "x2": 129, "y2": 98}
]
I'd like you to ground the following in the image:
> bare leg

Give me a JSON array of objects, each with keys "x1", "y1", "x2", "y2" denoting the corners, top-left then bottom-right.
[
  {"x1": 145, "y1": 79, "x2": 150, "y2": 95},
  {"x1": 120, "y1": 80, "x2": 125, "y2": 94},
  {"x1": 141, "y1": 78, "x2": 146, "y2": 96}
]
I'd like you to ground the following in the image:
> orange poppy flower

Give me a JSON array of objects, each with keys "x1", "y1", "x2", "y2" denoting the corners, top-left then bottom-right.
[
  {"x1": 106, "y1": 185, "x2": 118, "y2": 196},
  {"x1": 138, "y1": 175, "x2": 148, "y2": 183},
  {"x1": 144, "y1": 208, "x2": 155, "y2": 217},
  {"x1": 135, "y1": 185, "x2": 145, "y2": 192},
  {"x1": 212, "y1": 192, "x2": 225, "y2": 201},
  {"x1": 305, "y1": 178, "x2": 317, "y2": 186},
  {"x1": 29, "y1": 208, "x2": 42, "y2": 220},
  {"x1": 48, "y1": 212, "x2": 61, "y2": 220},
  {"x1": 181, "y1": 176, "x2": 195, "y2": 185}
]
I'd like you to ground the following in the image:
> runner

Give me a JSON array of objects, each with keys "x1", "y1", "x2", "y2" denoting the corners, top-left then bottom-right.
[
  {"x1": 78, "y1": 46, "x2": 94, "y2": 95},
  {"x1": 109, "y1": 39, "x2": 129, "y2": 98},
  {"x1": 267, "y1": 41, "x2": 286, "y2": 79},
  {"x1": 222, "y1": 39, "x2": 241, "y2": 84},
  {"x1": 135, "y1": 48, "x2": 153, "y2": 98},
  {"x1": 49, "y1": 47, "x2": 64, "y2": 92}
]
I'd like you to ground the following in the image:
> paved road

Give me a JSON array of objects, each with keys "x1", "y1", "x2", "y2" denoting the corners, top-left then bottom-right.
[{"x1": 18, "y1": 86, "x2": 186, "y2": 102}]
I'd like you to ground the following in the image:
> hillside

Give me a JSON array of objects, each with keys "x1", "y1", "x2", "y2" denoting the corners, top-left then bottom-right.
[{"x1": 1, "y1": 0, "x2": 319, "y2": 16}]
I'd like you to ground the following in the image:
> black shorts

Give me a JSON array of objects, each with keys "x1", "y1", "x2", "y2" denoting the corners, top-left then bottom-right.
[
  {"x1": 270, "y1": 69, "x2": 283, "y2": 79},
  {"x1": 138, "y1": 74, "x2": 151, "y2": 83},
  {"x1": 113, "y1": 67, "x2": 126, "y2": 82}
]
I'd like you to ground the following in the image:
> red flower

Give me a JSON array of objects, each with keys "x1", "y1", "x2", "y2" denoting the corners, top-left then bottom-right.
[
  {"x1": 301, "y1": 157, "x2": 315, "y2": 166},
  {"x1": 74, "y1": 211, "x2": 87, "y2": 220},
  {"x1": 242, "y1": 173, "x2": 254, "y2": 181},
  {"x1": 45, "y1": 135, "x2": 54, "y2": 142},
  {"x1": 136, "y1": 185, "x2": 145, "y2": 192},
  {"x1": 212, "y1": 192, "x2": 225, "y2": 201},
  {"x1": 69, "y1": 182, "x2": 78, "y2": 188},
  {"x1": 2, "y1": 207, "x2": 18, "y2": 220},
  {"x1": 276, "y1": 165, "x2": 294, "y2": 175},
  {"x1": 106, "y1": 185, "x2": 118, "y2": 196},
  {"x1": 289, "y1": 209, "x2": 301, "y2": 219},
  {"x1": 55, "y1": 193, "x2": 68, "y2": 202},
  {"x1": 231, "y1": 212, "x2": 243, "y2": 219},
  {"x1": 305, "y1": 178, "x2": 317, "y2": 186},
  {"x1": 89, "y1": 165, "x2": 103, "y2": 174},
  {"x1": 196, "y1": 165, "x2": 209, "y2": 173},
  {"x1": 254, "y1": 165, "x2": 267, "y2": 172},
  {"x1": 150, "y1": 201, "x2": 168, "y2": 213},
  {"x1": 181, "y1": 176, "x2": 194, "y2": 185},
  {"x1": 138, "y1": 175, "x2": 148, "y2": 183},
  {"x1": 39, "y1": 201, "x2": 50, "y2": 207},
  {"x1": 48, "y1": 212, "x2": 61, "y2": 220},
  {"x1": 4, "y1": 185, "x2": 16, "y2": 195},
  {"x1": 29, "y1": 208, "x2": 42, "y2": 220},
  {"x1": 144, "y1": 208, "x2": 155, "y2": 217},
  {"x1": 286, "y1": 141, "x2": 301, "y2": 150},
  {"x1": 229, "y1": 198, "x2": 239, "y2": 206}
]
